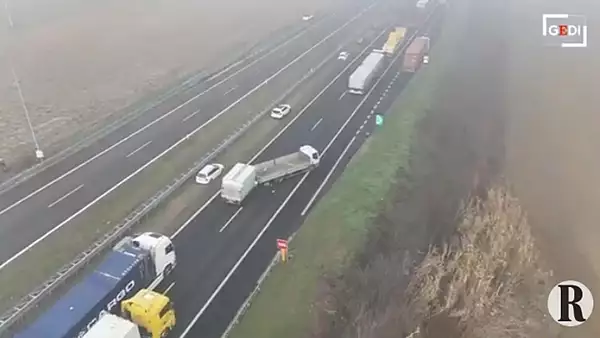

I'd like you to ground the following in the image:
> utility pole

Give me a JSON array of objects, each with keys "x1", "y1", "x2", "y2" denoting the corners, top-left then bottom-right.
[{"x1": 11, "y1": 67, "x2": 44, "y2": 160}]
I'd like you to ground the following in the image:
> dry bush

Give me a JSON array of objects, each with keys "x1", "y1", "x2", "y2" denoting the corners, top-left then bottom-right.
[
  {"x1": 320, "y1": 184, "x2": 553, "y2": 338},
  {"x1": 404, "y1": 184, "x2": 552, "y2": 338}
]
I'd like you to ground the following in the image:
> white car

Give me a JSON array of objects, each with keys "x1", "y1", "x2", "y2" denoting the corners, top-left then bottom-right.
[
  {"x1": 196, "y1": 163, "x2": 224, "y2": 184},
  {"x1": 338, "y1": 51, "x2": 349, "y2": 61},
  {"x1": 423, "y1": 55, "x2": 429, "y2": 64},
  {"x1": 271, "y1": 104, "x2": 291, "y2": 119},
  {"x1": 302, "y1": 15, "x2": 314, "y2": 21}
]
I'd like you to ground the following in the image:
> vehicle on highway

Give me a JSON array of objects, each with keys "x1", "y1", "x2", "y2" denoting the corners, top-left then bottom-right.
[
  {"x1": 196, "y1": 163, "x2": 225, "y2": 184},
  {"x1": 270, "y1": 104, "x2": 292, "y2": 119},
  {"x1": 348, "y1": 50, "x2": 385, "y2": 95},
  {"x1": 83, "y1": 290, "x2": 175, "y2": 338},
  {"x1": 338, "y1": 51, "x2": 349, "y2": 61},
  {"x1": 357, "y1": 37, "x2": 364, "y2": 44},
  {"x1": 302, "y1": 15, "x2": 314, "y2": 21},
  {"x1": 402, "y1": 36, "x2": 430, "y2": 72},
  {"x1": 14, "y1": 232, "x2": 176, "y2": 338},
  {"x1": 221, "y1": 145, "x2": 320, "y2": 204},
  {"x1": 423, "y1": 54, "x2": 430, "y2": 64},
  {"x1": 416, "y1": 0, "x2": 430, "y2": 9}
]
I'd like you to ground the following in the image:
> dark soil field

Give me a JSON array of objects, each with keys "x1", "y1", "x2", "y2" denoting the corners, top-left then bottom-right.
[{"x1": 0, "y1": 0, "x2": 342, "y2": 167}]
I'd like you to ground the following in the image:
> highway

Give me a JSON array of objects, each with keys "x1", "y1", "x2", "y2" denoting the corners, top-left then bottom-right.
[
  {"x1": 0, "y1": 0, "x2": 389, "y2": 268},
  {"x1": 157, "y1": 4, "x2": 446, "y2": 337}
]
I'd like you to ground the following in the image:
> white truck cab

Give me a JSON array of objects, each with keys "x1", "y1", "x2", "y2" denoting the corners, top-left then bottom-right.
[
  {"x1": 115, "y1": 232, "x2": 176, "y2": 288},
  {"x1": 299, "y1": 145, "x2": 320, "y2": 165}
]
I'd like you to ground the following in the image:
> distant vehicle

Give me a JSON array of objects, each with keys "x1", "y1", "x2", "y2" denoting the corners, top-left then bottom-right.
[
  {"x1": 271, "y1": 104, "x2": 291, "y2": 119},
  {"x1": 302, "y1": 15, "x2": 314, "y2": 21},
  {"x1": 221, "y1": 145, "x2": 320, "y2": 204},
  {"x1": 13, "y1": 233, "x2": 176, "y2": 338},
  {"x1": 348, "y1": 50, "x2": 385, "y2": 95},
  {"x1": 338, "y1": 51, "x2": 349, "y2": 61},
  {"x1": 196, "y1": 163, "x2": 224, "y2": 184},
  {"x1": 402, "y1": 36, "x2": 430, "y2": 72},
  {"x1": 423, "y1": 55, "x2": 429, "y2": 64},
  {"x1": 357, "y1": 37, "x2": 364, "y2": 44},
  {"x1": 416, "y1": 0, "x2": 430, "y2": 9}
]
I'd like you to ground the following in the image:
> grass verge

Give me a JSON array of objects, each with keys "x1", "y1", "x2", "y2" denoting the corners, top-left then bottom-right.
[{"x1": 226, "y1": 9, "x2": 458, "y2": 338}]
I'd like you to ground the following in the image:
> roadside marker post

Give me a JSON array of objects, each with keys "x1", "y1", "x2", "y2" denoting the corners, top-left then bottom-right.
[{"x1": 277, "y1": 239, "x2": 289, "y2": 263}]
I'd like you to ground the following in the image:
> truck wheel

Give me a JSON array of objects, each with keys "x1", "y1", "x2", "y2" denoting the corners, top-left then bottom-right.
[{"x1": 164, "y1": 263, "x2": 174, "y2": 277}]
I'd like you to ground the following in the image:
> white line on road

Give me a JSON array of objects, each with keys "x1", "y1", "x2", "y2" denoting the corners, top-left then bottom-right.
[
  {"x1": 125, "y1": 141, "x2": 152, "y2": 158},
  {"x1": 219, "y1": 207, "x2": 243, "y2": 232},
  {"x1": 172, "y1": 24, "x2": 388, "y2": 241},
  {"x1": 165, "y1": 282, "x2": 176, "y2": 294},
  {"x1": 223, "y1": 86, "x2": 237, "y2": 95},
  {"x1": 182, "y1": 110, "x2": 201, "y2": 122},
  {"x1": 179, "y1": 10, "x2": 438, "y2": 336},
  {"x1": 48, "y1": 184, "x2": 83, "y2": 208},
  {"x1": 0, "y1": 6, "x2": 376, "y2": 270},
  {"x1": 338, "y1": 91, "x2": 347, "y2": 100},
  {"x1": 0, "y1": 9, "x2": 327, "y2": 217},
  {"x1": 178, "y1": 171, "x2": 311, "y2": 338},
  {"x1": 301, "y1": 135, "x2": 357, "y2": 216},
  {"x1": 310, "y1": 118, "x2": 323, "y2": 131}
]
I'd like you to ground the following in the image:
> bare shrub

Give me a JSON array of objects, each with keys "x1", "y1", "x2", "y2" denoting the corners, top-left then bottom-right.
[{"x1": 404, "y1": 184, "x2": 552, "y2": 338}]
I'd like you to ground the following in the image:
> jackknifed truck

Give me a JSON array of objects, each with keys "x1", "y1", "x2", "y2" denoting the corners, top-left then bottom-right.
[
  {"x1": 401, "y1": 36, "x2": 430, "y2": 73},
  {"x1": 348, "y1": 50, "x2": 385, "y2": 95},
  {"x1": 221, "y1": 145, "x2": 320, "y2": 204},
  {"x1": 14, "y1": 232, "x2": 176, "y2": 338}
]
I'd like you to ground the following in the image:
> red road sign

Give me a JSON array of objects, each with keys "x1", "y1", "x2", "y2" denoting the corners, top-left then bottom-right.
[{"x1": 277, "y1": 239, "x2": 288, "y2": 249}]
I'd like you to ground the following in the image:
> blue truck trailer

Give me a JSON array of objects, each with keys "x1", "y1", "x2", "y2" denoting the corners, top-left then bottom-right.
[{"x1": 13, "y1": 233, "x2": 176, "y2": 338}]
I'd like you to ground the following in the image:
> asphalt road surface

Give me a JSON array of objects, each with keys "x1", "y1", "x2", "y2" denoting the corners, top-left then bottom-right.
[
  {"x1": 156, "y1": 5, "x2": 446, "y2": 337},
  {"x1": 0, "y1": 0, "x2": 387, "y2": 268}
]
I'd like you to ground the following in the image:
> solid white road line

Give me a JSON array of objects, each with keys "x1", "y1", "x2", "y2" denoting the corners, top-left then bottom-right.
[
  {"x1": 0, "y1": 9, "x2": 327, "y2": 217},
  {"x1": 338, "y1": 90, "x2": 347, "y2": 100},
  {"x1": 182, "y1": 110, "x2": 201, "y2": 122},
  {"x1": 165, "y1": 282, "x2": 176, "y2": 294},
  {"x1": 125, "y1": 141, "x2": 152, "y2": 158},
  {"x1": 172, "y1": 26, "x2": 388, "y2": 240},
  {"x1": 178, "y1": 171, "x2": 311, "y2": 338},
  {"x1": 301, "y1": 135, "x2": 356, "y2": 216},
  {"x1": 0, "y1": 5, "x2": 376, "y2": 270},
  {"x1": 310, "y1": 118, "x2": 323, "y2": 131},
  {"x1": 179, "y1": 8, "x2": 439, "y2": 335},
  {"x1": 219, "y1": 207, "x2": 243, "y2": 233},
  {"x1": 48, "y1": 184, "x2": 83, "y2": 208}
]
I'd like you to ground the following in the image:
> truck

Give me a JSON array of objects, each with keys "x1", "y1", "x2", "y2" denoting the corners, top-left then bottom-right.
[
  {"x1": 395, "y1": 27, "x2": 407, "y2": 41},
  {"x1": 83, "y1": 289, "x2": 175, "y2": 338},
  {"x1": 14, "y1": 233, "x2": 176, "y2": 338},
  {"x1": 401, "y1": 36, "x2": 430, "y2": 73},
  {"x1": 348, "y1": 50, "x2": 385, "y2": 95},
  {"x1": 221, "y1": 145, "x2": 320, "y2": 204},
  {"x1": 381, "y1": 31, "x2": 400, "y2": 55}
]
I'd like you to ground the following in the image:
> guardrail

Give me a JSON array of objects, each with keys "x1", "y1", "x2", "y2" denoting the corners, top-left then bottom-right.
[
  {"x1": 0, "y1": 18, "x2": 315, "y2": 196},
  {"x1": 0, "y1": 40, "x2": 338, "y2": 335},
  {"x1": 220, "y1": 231, "x2": 297, "y2": 338}
]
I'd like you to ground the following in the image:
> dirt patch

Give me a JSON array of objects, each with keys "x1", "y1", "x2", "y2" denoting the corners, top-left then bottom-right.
[{"x1": 0, "y1": 0, "x2": 344, "y2": 169}]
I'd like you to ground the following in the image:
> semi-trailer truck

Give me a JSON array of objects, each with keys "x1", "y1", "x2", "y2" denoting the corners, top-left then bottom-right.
[
  {"x1": 83, "y1": 289, "x2": 175, "y2": 338},
  {"x1": 14, "y1": 233, "x2": 176, "y2": 338},
  {"x1": 221, "y1": 145, "x2": 320, "y2": 204},
  {"x1": 381, "y1": 31, "x2": 400, "y2": 55},
  {"x1": 348, "y1": 50, "x2": 385, "y2": 95},
  {"x1": 401, "y1": 36, "x2": 430, "y2": 73}
]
